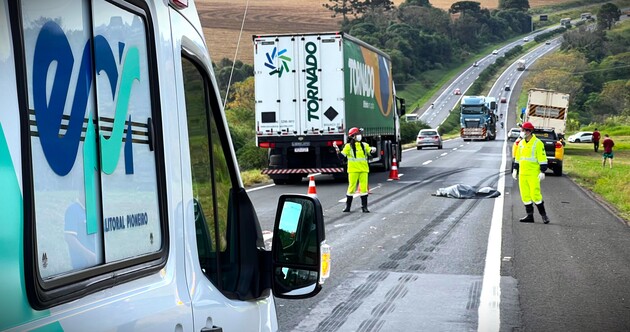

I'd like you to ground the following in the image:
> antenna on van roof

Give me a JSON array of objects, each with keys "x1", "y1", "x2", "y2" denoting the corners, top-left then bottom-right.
[{"x1": 223, "y1": 0, "x2": 251, "y2": 110}]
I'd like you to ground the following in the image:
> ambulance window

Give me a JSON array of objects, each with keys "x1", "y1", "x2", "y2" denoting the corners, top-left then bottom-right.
[
  {"x1": 92, "y1": 0, "x2": 162, "y2": 263},
  {"x1": 181, "y1": 56, "x2": 235, "y2": 289},
  {"x1": 20, "y1": 0, "x2": 165, "y2": 282}
]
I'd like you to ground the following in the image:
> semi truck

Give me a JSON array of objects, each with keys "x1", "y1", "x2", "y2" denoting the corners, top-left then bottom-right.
[
  {"x1": 517, "y1": 59, "x2": 526, "y2": 71},
  {"x1": 1, "y1": 0, "x2": 327, "y2": 331},
  {"x1": 524, "y1": 88, "x2": 570, "y2": 139},
  {"x1": 253, "y1": 32, "x2": 406, "y2": 184},
  {"x1": 459, "y1": 96, "x2": 498, "y2": 141}
]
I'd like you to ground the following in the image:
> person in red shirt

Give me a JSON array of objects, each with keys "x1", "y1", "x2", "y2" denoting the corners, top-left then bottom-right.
[
  {"x1": 592, "y1": 128, "x2": 601, "y2": 152},
  {"x1": 602, "y1": 134, "x2": 614, "y2": 169}
]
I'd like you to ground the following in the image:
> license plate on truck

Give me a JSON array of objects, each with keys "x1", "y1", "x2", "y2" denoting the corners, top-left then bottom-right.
[{"x1": 294, "y1": 147, "x2": 309, "y2": 153}]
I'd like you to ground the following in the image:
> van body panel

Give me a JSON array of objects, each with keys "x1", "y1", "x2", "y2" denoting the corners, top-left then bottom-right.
[
  {"x1": 170, "y1": 9, "x2": 274, "y2": 332},
  {"x1": 2, "y1": 0, "x2": 323, "y2": 330}
]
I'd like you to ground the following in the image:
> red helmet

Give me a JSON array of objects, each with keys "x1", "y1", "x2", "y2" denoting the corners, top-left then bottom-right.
[
  {"x1": 521, "y1": 122, "x2": 535, "y2": 130},
  {"x1": 348, "y1": 127, "x2": 360, "y2": 137}
]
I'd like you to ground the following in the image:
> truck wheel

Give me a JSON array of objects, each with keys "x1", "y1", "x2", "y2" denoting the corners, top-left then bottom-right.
[
  {"x1": 417, "y1": 146, "x2": 422, "y2": 150},
  {"x1": 384, "y1": 141, "x2": 392, "y2": 171},
  {"x1": 287, "y1": 176, "x2": 303, "y2": 184},
  {"x1": 554, "y1": 163, "x2": 563, "y2": 176},
  {"x1": 333, "y1": 173, "x2": 347, "y2": 182}
]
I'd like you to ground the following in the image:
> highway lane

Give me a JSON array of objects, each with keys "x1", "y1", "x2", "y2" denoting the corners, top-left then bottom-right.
[
  {"x1": 249, "y1": 137, "x2": 514, "y2": 331},
  {"x1": 245, "y1": 23, "x2": 630, "y2": 331},
  {"x1": 418, "y1": 28, "x2": 563, "y2": 129}
]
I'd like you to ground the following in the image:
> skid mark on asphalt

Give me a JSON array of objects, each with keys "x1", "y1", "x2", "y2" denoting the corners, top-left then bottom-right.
[{"x1": 293, "y1": 271, "x2": 481, "y2": 332}]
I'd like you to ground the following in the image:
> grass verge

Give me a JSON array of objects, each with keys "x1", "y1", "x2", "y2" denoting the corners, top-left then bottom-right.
[{"x1": 563, "y1": 134, "x2": 630, "y2": 223}]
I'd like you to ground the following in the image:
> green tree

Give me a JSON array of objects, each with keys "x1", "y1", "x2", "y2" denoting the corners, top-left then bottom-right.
[
  {"x1": 402, "y1": 0, "x2": 431, "y2": 7},
  {"x1": 597, "y1": 3, "x2": 621, "y2": 30},
  {"x1": 322, "y1": 0, "x2": 356, "y2": 22},
  {"x1": 449, "y1": 1, "x2": 481, "y2": 15},
  {"x1": 352, "y1": 0, "x2": 394, "y2": 16},
  {"x1": 498, "y1": 0, "x2": 529, "y2": 11},
  {"x1": 562, "y1": 27, "x2": 606, "y2": 62}
]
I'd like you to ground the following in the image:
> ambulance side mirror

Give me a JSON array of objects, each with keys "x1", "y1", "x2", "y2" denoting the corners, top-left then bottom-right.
[{"x1": 271, "y1": 194, "x2": 327, "y2": 299}]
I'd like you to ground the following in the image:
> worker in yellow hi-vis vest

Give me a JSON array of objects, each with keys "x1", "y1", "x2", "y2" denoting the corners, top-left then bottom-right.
[
  {"x1": 334, "y1": 127, "x2": 375, "y2": 213},
  {"x1": 512, "y1": 122, "x2": 550, "y2": 224}
]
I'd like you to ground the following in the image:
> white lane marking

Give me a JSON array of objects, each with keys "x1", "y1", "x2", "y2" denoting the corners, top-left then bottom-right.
[
  {"x1": 246, "y1": 183, "x2": 275, "y2": 192},
  {"x1": 440, "y1": 153, "x2": 448, "y2": 157},
  {"x1": 337, "y1": 184, "x2": 383, "y2": 202},
  {"x1": 477, "y1": 128, "x2": 508, "y2": 332},
  {"x1": 453, "y1": 148, "x2": 458, "y2": 151},
  {"x1": 422, "y1": 160, "x2": 432, "y2": 165}
]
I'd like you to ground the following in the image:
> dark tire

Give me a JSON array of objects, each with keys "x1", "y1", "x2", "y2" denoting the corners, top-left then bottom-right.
[
  {"x1": 417, "y1": 146, "x2": 422, "y2": 150},
  {"x1": 553, "y1": 163, "x2": 563, "y2": 176},
  {"x1": 575, "y1": 139, "x2": 580, "y2": 143},
  {"x1": 438, "y1": 145, "x2": 443, "y2": 149},
  {"x1": 385, "y1": 141, "x2": 392, "y2": 171},
  {"x1": 286, "y1": 176, "x2": 303, "y2": 184},
  {"x1": 333, "y1": 173, "x2": 347, "y2": 182}
]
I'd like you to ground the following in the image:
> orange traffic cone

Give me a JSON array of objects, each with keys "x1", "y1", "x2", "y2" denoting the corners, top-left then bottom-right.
[
  {"x1": 389, "y1": 157, "x2": 400, "y2": 180},
  {"x1": 307, "y1": 175, "x2": 317, "y2": 197}
]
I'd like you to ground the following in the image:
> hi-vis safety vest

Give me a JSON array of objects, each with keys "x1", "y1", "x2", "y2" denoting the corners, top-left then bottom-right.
[
  {"x1": 514, "y1": 134, "x2": 547, "y2": 176},
  {"x1": 342, "y1": 142, "x2": 371, "y2": 173}
]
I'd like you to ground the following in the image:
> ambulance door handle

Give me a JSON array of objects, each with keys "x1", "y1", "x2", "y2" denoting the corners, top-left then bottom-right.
[{"x1": 200, "y1": 326, "x2": 223, "y2": 332}]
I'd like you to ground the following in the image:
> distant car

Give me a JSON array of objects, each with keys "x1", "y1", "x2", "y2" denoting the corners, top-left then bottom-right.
[
  {"x1": 416, "y1": 129, "x2": 443, "y2": 150},
  {"x1": 504, "y1": 85, "x2": 511, "y2": 91},
  {"x1": 472, "y1": 61, "x2": 479, "y2": 67},
  {"x1": 454, "y1": 88, "x2": 461, "y2": 95},
  {"x1": 568, "y1": 131, "x2": 593, "y2": 143},
  {"x1": 523, "y1": 37, "x2": 529, "y2": 42},
  {"x1": 545, "y1": 40, "x2": 551, "y2": 45},
  {"x1": 508, "y1": 128, "x2": 520, "y2": 141},
  {"x1": 492, "y1": 49, "x2": 499, "y2": 55},
  {"x1": 500, "y1": 97, "x2": 507, "y2": 103}
]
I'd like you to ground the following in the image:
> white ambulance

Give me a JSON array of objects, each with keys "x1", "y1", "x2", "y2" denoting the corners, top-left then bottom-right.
[{"x1": 0, "y1": 0, "x2": 328, "y2": 330}]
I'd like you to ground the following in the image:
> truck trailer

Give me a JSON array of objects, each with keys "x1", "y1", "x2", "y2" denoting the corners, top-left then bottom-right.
[
  {"x1": 524, "y1": 88, "x2": 570, "y2": 138},
  {"x1": 459, "y1": 96, "x2": 497, "y2": 141},
  {"x1": 253, "y1": 32, "x2": 406, "y2": 184}
]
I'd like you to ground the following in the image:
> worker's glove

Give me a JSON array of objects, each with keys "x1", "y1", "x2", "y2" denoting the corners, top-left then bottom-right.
[
  {"x1": 370, "y1": 147, "x2": 376, "y2": 155},
  {"x1": 511, "y1": 169, "x2": 517, "y2": 180},
  {"x1": 538, "y1": 172, "x2": 545, "y2": 181}
]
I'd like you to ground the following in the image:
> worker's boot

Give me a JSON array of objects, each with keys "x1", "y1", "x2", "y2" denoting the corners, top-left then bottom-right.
[
  {"x1": 519, "y1": 204, "x2": 534, "y2": 223},
  {"x1": 536, "y1": 202, "x2": 550, "y2": 224},
  {"x1": 361, "y1": 195, "x2": 370, "y2": 213},
  {"x1": 343, "y1": 195, "x2": 352, "y2": 212}
]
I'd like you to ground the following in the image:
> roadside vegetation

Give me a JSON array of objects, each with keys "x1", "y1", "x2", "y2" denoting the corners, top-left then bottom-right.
[
  {"x1": 563, "y1": 131, "x2": 630, "y2": 223},
  {"x1": 216, "y1": 0, "x2": 629, "y2": 189}
]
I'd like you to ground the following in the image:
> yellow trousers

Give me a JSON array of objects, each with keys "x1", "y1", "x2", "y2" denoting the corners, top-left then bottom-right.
[
  {"x1": 519, "y1": 174, "x2": 542, "y2": 204},
  {"x1": 347, "y1": 172, "x2": 368, "y2": 196}
]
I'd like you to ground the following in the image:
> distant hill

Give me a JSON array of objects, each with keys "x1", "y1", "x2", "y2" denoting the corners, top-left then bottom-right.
[{"x1": 197, "y1": 0, "x2": 565, "y2": 64}]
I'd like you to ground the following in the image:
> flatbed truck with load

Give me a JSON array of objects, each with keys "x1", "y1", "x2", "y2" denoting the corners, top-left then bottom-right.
[{"x1": 253, "y1": 32, "x2": 406, "y2": 184}]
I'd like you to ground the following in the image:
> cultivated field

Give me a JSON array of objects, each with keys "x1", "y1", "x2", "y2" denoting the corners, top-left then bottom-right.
[{"x1": 198, "y1": 0, "x2": 571, "y2": 63}]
